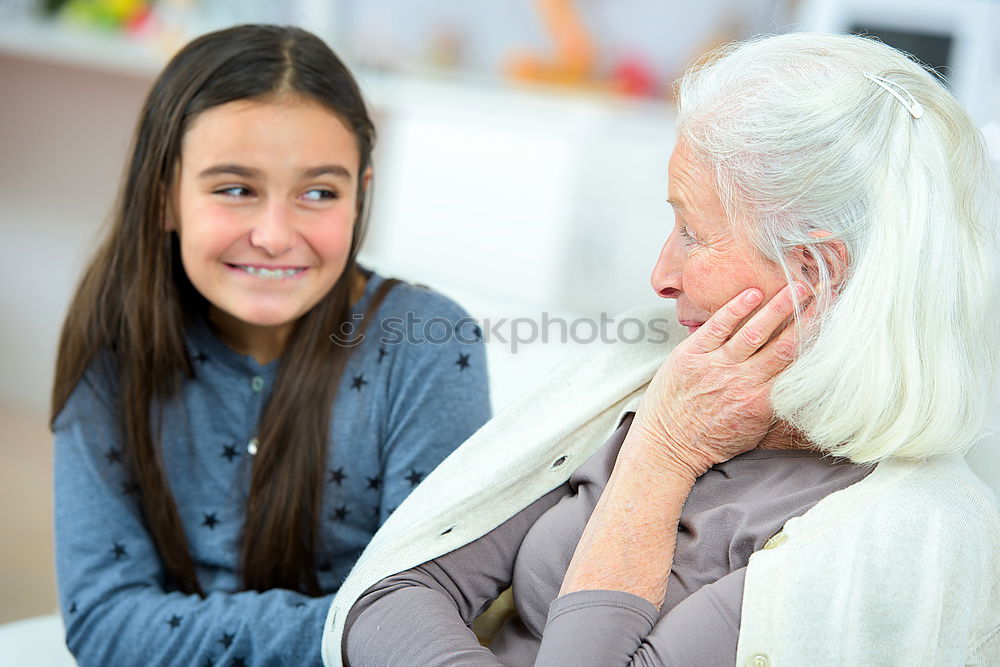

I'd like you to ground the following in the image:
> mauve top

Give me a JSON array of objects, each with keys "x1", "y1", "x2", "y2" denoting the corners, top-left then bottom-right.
[{"x1": 345, "y1": 413, "x2": 872, "y2": 666}]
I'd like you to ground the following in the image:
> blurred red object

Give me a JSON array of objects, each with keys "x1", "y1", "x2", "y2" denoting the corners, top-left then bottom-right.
[{"x1": 611, "y1": 57, "x2": 658, "y2": 98}]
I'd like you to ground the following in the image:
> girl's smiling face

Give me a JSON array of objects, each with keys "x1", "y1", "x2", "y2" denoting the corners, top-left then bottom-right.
[
  {"x1": 651, "y1": 139, "x2": 789, "y2": 333},
  {"x1": 170, "y1": 95, "x2": 365, "y2": 355}
]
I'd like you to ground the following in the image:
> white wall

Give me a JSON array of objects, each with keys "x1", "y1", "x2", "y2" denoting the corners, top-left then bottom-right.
[{"x1": 0, "y1": 55, "x2": 150, "y2": 418}]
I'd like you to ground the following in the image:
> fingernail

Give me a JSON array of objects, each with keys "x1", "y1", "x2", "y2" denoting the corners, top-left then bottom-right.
[{"x1": 744, "y1": 290, "x2": 762, "y2": 306}]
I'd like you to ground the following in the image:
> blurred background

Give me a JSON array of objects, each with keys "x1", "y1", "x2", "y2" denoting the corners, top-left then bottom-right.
[{"x1": 1, "y1": 0, "x2": 999, "y2": 646}]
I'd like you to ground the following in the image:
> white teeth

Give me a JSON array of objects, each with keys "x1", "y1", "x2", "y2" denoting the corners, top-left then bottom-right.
[{"x1": 236, "y1": 265, "x2": 304, "y2": 280}]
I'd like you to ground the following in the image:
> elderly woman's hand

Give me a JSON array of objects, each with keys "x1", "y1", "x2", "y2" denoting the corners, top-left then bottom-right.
[{"x1": 629, "y1": 283, "x2": 808, "y2": 481}]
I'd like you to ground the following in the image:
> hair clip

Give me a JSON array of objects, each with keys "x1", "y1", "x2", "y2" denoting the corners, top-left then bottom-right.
[{"x1": 863, "y1": 72, "x2": 924, "y2": 119}]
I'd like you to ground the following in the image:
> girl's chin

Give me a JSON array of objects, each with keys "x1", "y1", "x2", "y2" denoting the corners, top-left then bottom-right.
[{"x1": 208, "y1": 304, "x2": 301, "y2": 333}]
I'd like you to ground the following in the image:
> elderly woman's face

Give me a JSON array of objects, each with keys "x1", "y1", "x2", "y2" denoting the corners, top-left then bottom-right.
[{"x1": 651, "y1": 140, "x2": 788, "y2": 333}]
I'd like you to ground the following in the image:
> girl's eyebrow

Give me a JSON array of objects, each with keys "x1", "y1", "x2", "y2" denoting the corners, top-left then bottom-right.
[{"x1": 197, "y1": 164, "x2": 353, "y2": 180}]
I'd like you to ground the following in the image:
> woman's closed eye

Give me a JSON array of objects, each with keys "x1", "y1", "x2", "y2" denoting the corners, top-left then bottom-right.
[{"x1": 678, "y1": 225, "x2": 698, "y2": 247}]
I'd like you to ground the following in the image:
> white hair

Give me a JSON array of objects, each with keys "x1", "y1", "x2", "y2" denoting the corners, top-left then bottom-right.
[{"x1": 676, "y1": 32, "x2": 1000, "y2": 462}]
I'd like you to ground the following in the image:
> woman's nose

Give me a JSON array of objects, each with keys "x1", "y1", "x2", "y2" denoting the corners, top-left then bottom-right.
[
  {"x1": 650, "y1": 229, "x2": 684, "y2": 298},
  {"x1": 249, "y1": 202, "x2": 296, "y2": 256}
]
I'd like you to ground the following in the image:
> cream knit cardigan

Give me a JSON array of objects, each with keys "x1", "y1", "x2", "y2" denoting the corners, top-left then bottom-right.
[{"x1": 322, "y1": 303, "x2": 1000, "y2": 666}]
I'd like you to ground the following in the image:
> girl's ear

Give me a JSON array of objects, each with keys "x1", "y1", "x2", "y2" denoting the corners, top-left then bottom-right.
[
  {"x1": 163, "y1": 186, "x2": 179, "y2": 232},
  {"x1": 361, "y1": 166, "x2": 373, "y2": 194}
]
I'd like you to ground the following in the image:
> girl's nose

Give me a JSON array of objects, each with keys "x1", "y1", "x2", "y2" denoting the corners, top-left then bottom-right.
[
  {"x1": 650, "y1": 228, "x2": 684, "y2": 298},
  {"x1": 249, "y1": 203, "x2": 296, "y2": 256}
]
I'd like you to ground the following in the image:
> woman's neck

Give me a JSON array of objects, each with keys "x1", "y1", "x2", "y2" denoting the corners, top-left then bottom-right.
[{"x1": 755, "y1": 421, "x2": 815, "y2": 451}]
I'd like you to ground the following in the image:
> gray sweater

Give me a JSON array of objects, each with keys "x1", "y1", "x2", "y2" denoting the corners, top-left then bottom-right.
[
  {"x1": 54, "y1": 270, "x2": 492, "y2": 666},
  {"x1": 345, "y1": 413, "x2": 871, "y2": 666}
]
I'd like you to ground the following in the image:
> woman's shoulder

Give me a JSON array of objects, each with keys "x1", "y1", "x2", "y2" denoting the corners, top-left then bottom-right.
[{"x1": 796, "y1": 455, "x2": 999, "y2": 550}]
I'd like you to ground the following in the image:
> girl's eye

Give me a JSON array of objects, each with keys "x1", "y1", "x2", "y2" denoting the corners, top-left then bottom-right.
[
  {"x1": 214, "y1": 186, "x2": 253, "y2": 198},
  {"x1": 302, "y1": 188, "x2": 338, "y2": 202}
]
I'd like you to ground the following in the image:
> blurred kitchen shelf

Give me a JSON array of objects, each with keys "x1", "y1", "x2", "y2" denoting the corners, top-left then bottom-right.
[
  {"x1": 0, "y1": 15, "x2": 675, "y2": 124},
  {"x1": 0, "y1": 16, "x2": 163, "y2": 78}
]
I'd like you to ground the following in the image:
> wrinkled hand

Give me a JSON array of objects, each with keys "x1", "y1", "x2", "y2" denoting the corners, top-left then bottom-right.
[{"x1": 629, "y1": 283, "x2": 809, "y2": 480}]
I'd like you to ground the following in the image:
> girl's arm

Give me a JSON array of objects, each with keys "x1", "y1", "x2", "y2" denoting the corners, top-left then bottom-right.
[
  {"x1": 54, "y1": 375, "x2": 331, "y2": 667},
  {"x1": 376, "y1": 292, "x2": 491, "y2": 523}
]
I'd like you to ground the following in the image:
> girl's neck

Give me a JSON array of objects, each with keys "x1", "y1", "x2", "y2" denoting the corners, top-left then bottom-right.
[
  {"x1": 206, "y1": 270, "x2": 369, "y2": 366},
  {"x1": 207, "y1": 308, "x2": 291, "y2": 366}
]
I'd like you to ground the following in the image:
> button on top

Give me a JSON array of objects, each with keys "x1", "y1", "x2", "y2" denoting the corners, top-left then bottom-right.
[
  {"x1": 247, "y1": 438, "x2": 259, "y2": 455},
  {"x1": 762, "y1": 531, "x2": 788, "y2": 550},
  {"x1": 749, "y1": 654, "x2": 770, "y2": 667},
  {"x1": 250, "y1": 376, "x2": 264, "y2": 393}
]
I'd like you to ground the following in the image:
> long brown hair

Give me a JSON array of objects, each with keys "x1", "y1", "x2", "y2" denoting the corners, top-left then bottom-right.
[{"x1": 51, "y1": 25, "x2": 379, "y2": 596}]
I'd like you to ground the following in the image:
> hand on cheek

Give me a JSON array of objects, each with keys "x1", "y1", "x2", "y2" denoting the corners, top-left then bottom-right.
[{"x1": 628, "y1": 282, "x2": 810, "y2": 480}]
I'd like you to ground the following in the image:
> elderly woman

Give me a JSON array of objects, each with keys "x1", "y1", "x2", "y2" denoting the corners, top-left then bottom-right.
[{"x1": 324, "y1": 33, "x2": 999, "y2": 665}]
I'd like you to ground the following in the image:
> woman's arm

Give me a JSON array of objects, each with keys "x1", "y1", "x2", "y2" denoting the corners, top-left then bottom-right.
[
  {"x1": 54, "y1": 376, "x2": 332, "y2": 667},
  {"x1": 344, "y1": 486, "x2": 567, "y2": 667},
  {"x1": 548, "y1": 285, "x2": 803, "y2": 663}
]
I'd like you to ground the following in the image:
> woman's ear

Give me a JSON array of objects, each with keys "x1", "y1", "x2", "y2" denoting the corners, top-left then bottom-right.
[
  {"x1": 361, "y1": 166, "x2": 373, "y2": 194},
  {"x1": 794, "y1": 231, "x2": 849, "y2": 291}
]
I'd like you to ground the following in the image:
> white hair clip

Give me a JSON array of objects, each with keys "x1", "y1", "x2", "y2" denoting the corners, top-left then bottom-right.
[{"x1": 863, "y1": 72, "x2": 924, "y2": 119}]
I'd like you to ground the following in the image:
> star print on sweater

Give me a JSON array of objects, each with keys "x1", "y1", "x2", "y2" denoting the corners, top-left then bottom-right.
[
  {"x1": 53, "y1": 269, "x2": 492, "y2": 666},
  {"x1": 456, "y1": 353, "x2": 471, "y2": 370}
]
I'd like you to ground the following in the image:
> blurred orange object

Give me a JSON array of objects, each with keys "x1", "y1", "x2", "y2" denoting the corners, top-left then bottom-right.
[{"x1": 505, "y1": 0, "x2": 597, "y2": 86}]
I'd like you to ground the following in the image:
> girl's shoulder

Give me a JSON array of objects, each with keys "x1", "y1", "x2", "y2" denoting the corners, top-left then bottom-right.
[
  {"x1": 52, "y1": 348, "x2": 120, "y2": 431},
  {"x1": 359, "y1": 270, "x2": 474, "y2": 322},
  {"x1": 356, "y1": 270, "x2": 479, "y2": 347}
]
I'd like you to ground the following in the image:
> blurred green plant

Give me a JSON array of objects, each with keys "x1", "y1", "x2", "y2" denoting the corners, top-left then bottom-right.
[{"x1": 46, "y1": 0, "x2": 152, "y2": 30}]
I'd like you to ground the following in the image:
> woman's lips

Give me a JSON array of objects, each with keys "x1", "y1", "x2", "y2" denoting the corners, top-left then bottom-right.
[{"x1": 679, "y1": 319, "x2": 705, "y2": 334}]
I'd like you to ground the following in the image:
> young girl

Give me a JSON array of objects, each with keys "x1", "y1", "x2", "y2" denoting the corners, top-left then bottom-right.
[{"x1": 50, "y1": 24, "x2": 490, "y2": 666}]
